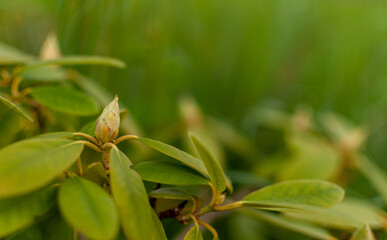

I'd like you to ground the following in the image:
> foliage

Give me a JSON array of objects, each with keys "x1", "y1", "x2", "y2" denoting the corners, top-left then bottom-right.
[{"x1": 1, "y1": 1, "x2": 387, "y2": 239}]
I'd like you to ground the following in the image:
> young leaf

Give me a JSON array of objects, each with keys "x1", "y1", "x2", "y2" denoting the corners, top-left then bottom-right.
[
  {"x1": 184, "y1": 224, "x2": 203, "y2": 240},
  {"x1": 0, "y1": 94, "x2": 33, "y2": 122},
  {"x1": 133, "y1": 161, "x2": 209, "y2": 186},
  {"x1": 137, "y1": 137, "x2": 207, "y2": 175},
  {"x1": 240, "y1": 180, "x2": 344, "y2": 212},
  {"x1": 30, "y1": 86, "x2": 100, "y2": 116},
  {"x1": 149, "y1": 188, "x2": 195, "y2": 201},
  {"x1": 242, "y1": 209, "x2": 335, "y2": 240},
  {"x1": 109, "y1": 147, "x2": 167, "y2": 240},
  {"x1": 189, "y1": 132, "x2": 227, "y2": 192},
  {"x1": 0, "y1": 138, "x2": 84, "y2": 197},
  {"x1": 350, "y1": 224, "x2": 375, "y2": 240},
  {"x1": 58, "y1": 177, "x2": 118, "y2": 240},
  {"x1": 21, "y1": 55, "x2": 126, "y2": 71},
  {"x1": 0, "y1": 186, "x2": 57, "y2": 238}
]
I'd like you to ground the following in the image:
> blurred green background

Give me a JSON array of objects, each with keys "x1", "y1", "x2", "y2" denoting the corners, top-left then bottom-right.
[{"x1": 1, "y1": 0, "x2": 385, "y2": 134}]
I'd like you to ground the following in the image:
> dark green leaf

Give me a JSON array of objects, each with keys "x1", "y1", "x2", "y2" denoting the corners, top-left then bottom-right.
[
  {"x1": 0, "y1": 186, "x2": 57, "y2": 238},
  {"x1": 30, "y1": 86, "x2": 100, "y2": 116},
  {"x1": 241, "y1": 180, "x2": 344, "y2": 211},
  {"x1": 189, "y1": 132, "x2": 227, "y2": 192},
  {"x1": 0, "y1": 138, "x2": 84, "y2": 197},
  {"x1": 134, "y1": 161, "x2": 209, "y2": 186},
  {"x1": 110, "y1": 147, "x2": 167, "y2": 240},
  {"x1": 58, "y1": 177, "x2": 118, "y2": 239},
  {"x1": 137, "y1": 137, "x2": 207, "y2": 175}
]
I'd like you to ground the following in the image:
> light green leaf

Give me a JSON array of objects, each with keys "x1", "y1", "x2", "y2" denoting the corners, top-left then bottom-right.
[
  {"x1": 184, "y1": 224, "x2": 203, "y2": 240},
  {"x1": 0, "y1": 186, "x2": 57, "y2": 238},
  {"x1": 242, "y1": 209, "x2": 335, "y2": 240},
  {"x1": 58, "y1": 177, "x2": 118, "y2": 240},
  {"x1": 350, "y1": 224, "x2": 375, "y2": 240},
  {"x1": 0, "y1": 138, "x2": 84, "y2": 197},
  {"x1": 355, "y1": 154, "x2": 387, "y2": 206},
  {"x1": 137, "y1": 137, "x2": 207, "y2": 175},
  {"x1": 0, "y1": 94, "x2": 33, "y2": 121},
  {"x1": 134, "y1": 161, "x2": 209, "y2": 186},
  {"x1": 32, "y1": 132, "x2": 75, "y2": 139},
  {"x1": 189, "y1": 132, "x2": 227, "y2": 192},
  {"x1": 279, "y1": 134, "x2": 341, "y2": 181},
  {"x1": 149, "y1": 188, "x2": 195, "y2": 201},
  {"x1": 22, "y1": 55, "x2": 126, "y2": 71},
  {"x1": 21, "y1": 67, "x2": 68, "y2": 82},
  {"x1": 240, "y1": 180, "x2": 344, "y2": 212},
  {"x1": 0, "y1": 42, "x2": 34, "y2": 65},
  {"x1": 110, "y1": 147, "x2": 167, "y2": 240},
  {"x1": 286, "y1": 198, "x2": 385, "y2": 230},
  {"x1": 30, "y1": 86, "x2": 100, "y2": 116}
]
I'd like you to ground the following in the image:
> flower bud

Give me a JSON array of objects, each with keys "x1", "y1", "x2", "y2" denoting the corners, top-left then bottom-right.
[{"x1": 95, "y1": 95, "x2": 120, "y2": 145}]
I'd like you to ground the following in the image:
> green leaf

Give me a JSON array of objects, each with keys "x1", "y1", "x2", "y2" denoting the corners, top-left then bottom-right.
[
  {"x1": 30, "y1": 86, "x2": 100, "y2": 116},
  {"x1": 184, "y1": 224, "x2": 203, "y2": 240},
  {"x1": 149, "y1": 188, "x2": 195, "y2": 201},
  {"x1": 279, "y1": 134, "x2": 341, "y2": 181},
  {"x1": 21, "y1": 55, "x2": 126, "y2": 71},
  {"x1": 0, "y1": 42, "x2": 34, "y2": 65},
  {"x1": 0, "y1": 94, "x2": 33, "y2": 121},
  {"x1": 134, "y1": 161, "x2": 209, "y2": 186},
  {"x1": 58, "y1": 177, "x2": 118, "y2": 240},
  {"x1": 286, "y1": 198, "x2": 385, "y2": 230},
  {"x1": 242, "y1": 209, "x2": 335, "y2": 240},
  {"x1": 350, "y1": 224, "x2": 375, "y2": 240},
  {"x1": 241, "y1": 180, "x2": 344, "y2": 212},
  {"x1": 137, "y1": 137, "x2": 207, "y2": 176},
  {"x1": 0, "y1": 186, "x2": 57, "y2": 238},
  {"x1": 189, "y1": 132, "x2": 227, "y2": 192},
  {"x1": 0, "y1": 138, "x2": 84, "y2": 197},
  {"x1": 110, "y1": 147, "x2": 167, "y2": 240},
  {"x1": 32, "y1": 132, "x2": 75, "y2": 139},
  {"x1": 355, "y1": 154, "x2": 387, "y2": 206},
  {"x1": 21, "y1": 67, "x2": 68, "y2": 82},
  {"x1": 83, "y1": 162, "x2": 109, "y2": 186}
]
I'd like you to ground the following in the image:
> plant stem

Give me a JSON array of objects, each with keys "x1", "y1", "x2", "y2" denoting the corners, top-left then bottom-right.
[
  {"x1": 76, "y1": 157, "x2": 83, "y2": 176},
  {"x1": 213, "y1": 201, "x2": 244, "y2": 211},
  {"x1": 114, "y1": 134, "x2": 138, "y2": 145},
  {"x1": 197, "y1": 219, "x2": 219, "y2": 240},
  {"x1": 76, "y1": 140, "x2": 102, "y2": 152},
  {"x1": 74, "y1": 132, "x2": 99, "y2": 146},
  {"x1": 10, "y1": 76, "x2": 22, "y2": 97}
]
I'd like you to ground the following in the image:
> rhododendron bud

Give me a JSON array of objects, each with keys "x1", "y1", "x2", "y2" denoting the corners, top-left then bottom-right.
[{"x1": 95, "y1": 95, "x2": 120, "y2": 145}]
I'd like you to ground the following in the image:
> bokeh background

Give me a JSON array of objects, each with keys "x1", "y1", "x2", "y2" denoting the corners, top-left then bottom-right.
[{"x1": 2, "y1": 0, "x2": 387, "y2": 239}]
